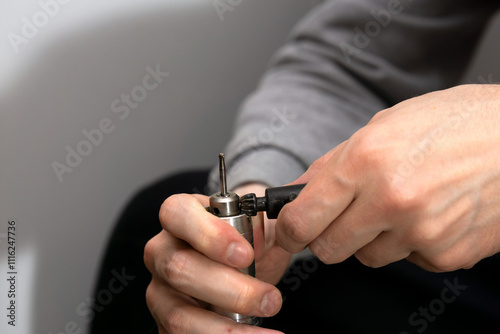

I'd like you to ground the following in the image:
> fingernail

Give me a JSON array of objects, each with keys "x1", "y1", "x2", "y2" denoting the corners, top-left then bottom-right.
[
  {"x1": 260, "y1": 290, "x2": 282, "y2": 316},
  {"x1": 226, "y1": 242, "x2": 250, "y2": 267}
]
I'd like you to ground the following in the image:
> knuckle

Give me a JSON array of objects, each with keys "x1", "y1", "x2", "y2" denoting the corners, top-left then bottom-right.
[
  {"x1": 369, "y1": 108, "x2": 388, "y2": 123},
  {"x1": 143, "y1": 238, "x2": 156, "y2": 273},
  {"x1": 145, "y1": 279, "x2": 167, "y2": 324},
  {"x1": 462, "y1": 256, "x2": 480, "y2": 270},
  {"x1": 354, "y1": 251, "x2": 384, "y2": 268},
  {"x1": 310, "y1": 238, "x2": 337, "y2": 264},
  {"x1": 349, "y1": 127, "x2": 429, "y2": 212},
  {"x1": 426, "y1": 242, "x2": 478, "y2": 272},
  {"x1": 381, "y1": 179, "x2": 426, "y2": 214},
  {"x1": 425, "y1": 253, "x2": 459, "y2": 272},
  {"x1": 348, "y1": 128, "x2": 387, "y2": 170},
  {"x1": 145, "y1": 282, "x2": 156, "y2": 310},
  {"x1": 165, "y1": 305, "x2": 190, "y2": 334},
  {"x1": 279, "y1": 208, "x2": 313, "y2": 248},
  {"x1": 312, "y1": 247, "x2": 333, "y2": 264},
  {"x1": 231, "y1": 283, "x2": 256, "y2": 314},
  {"x1": 163, "y1": 249, "x2": 191, "y2": 287},
  {"x1": 408, "y1": 222, "x2": 443, "y2": 249}
]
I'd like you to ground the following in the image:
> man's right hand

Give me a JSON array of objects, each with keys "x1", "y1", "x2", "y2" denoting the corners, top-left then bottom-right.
[{"x1": 144, "y1": 184, "x2": 288, "y2": 333}]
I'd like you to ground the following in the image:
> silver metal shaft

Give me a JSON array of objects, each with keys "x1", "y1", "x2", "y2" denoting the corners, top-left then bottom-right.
[{"x1": 219, "y1": 153, "x2": 228, "y2": 197}]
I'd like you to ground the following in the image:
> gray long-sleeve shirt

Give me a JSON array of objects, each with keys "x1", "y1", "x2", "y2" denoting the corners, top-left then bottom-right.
[{"x1": 208, "y1": 0, "x2": 499, "y2": 192}]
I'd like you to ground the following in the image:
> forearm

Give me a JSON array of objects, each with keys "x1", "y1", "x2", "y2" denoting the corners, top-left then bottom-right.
[{"x1": 208, "y1": 0, "x2": 498, "y2": 192}]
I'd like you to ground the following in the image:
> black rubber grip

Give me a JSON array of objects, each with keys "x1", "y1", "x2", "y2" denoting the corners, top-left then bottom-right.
[{"x1": 265, "y1": 184, "x2": 306, "y2": 219}]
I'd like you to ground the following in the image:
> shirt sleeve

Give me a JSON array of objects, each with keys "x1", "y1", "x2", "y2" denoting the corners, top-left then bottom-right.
[{"x1": 208, "y1": 0, "x2": 499, "y2": 193}]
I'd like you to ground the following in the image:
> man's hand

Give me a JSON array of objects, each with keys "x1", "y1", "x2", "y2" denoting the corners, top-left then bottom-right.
[
  {"x1": 277, "y1": 84, "x2": 500, "y2": 272},
  {"x1": 144, "y1": 184, "x2": 289, "y2": 334}
]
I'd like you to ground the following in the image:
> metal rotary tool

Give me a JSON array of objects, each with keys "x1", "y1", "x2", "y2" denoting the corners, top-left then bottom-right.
[{"x1": 207, "y1": 153, "x2": 305, "y2": 325}]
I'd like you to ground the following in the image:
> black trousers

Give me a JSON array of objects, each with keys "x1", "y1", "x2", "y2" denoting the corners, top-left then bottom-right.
[{"x1": 90, "y1": 171, "x2": 500, "y2": 334}]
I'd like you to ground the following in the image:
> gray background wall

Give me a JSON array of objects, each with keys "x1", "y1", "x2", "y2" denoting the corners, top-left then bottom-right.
[{"x1": 0, "y1": 1, "x2": 498, "y2": 333}]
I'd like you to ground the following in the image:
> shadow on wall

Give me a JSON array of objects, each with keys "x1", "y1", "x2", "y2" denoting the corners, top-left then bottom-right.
[{"x1": 1, "y1": 2, "x2": 316, "y2": 333}]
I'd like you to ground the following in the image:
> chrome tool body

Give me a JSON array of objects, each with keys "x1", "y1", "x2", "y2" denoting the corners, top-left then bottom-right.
[{"x1": 207, "y1": 153, "x2": 305, "y2": 325}]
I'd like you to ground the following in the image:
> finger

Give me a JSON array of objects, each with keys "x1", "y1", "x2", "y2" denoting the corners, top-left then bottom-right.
[
  {"x1": 307, "y1": 185, "x2": 396, "y2": 264},
  {"x1": 154, "y1": 231, "x2": 282, "y2": 317},
  {"x1": 306, "y1": 204, "x2": 382, "y2": 264},
  {"x1": 159, "y1": 193, "x2": 254, "y2": 268},
  {"x1": 251, "y1": 212, "x2": 267, "y2": 261},
  {"x1": 146, "y1": 278, "x2": 283, "y2": 334},
  {"x1": 276, "y1": 156, "x2": 356, "y2": 253},
  {"x1": 255, "y1": 246, "x2": 292, "y2": 285},
  {"x1": 406, "y1": 236, "x2": 482, "y2": 273},
  {"x1": 144, "y1": 231, "x2": 166, "y2": 275},
  {"x1": 353, "y1": 231, "x2": 412, "y2": 268}
]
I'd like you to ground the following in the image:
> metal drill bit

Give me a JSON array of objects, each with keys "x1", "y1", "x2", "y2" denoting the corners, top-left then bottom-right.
[{"x1": 219, "y1": 153, "x2": 228, "y2": 196}]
